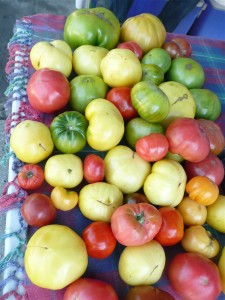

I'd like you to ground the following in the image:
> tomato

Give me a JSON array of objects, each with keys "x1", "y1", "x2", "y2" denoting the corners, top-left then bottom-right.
[
  {"x1": 63, "y1": 278, "x2": 118, "y2": 300},
  {"x1": 126, "y1": 285, "x2": 175, "y2": 300},
  {"x1": 50, "y1": 111, "x2": 88, "y2": 154},
  {"x1": 21, "y1": 193, "x2": 56, "y2": 227},
  {"x1": 197, "y1": 118, "x2": 225, "y2": 155},
  {"x1": 131, "y1": 81, "x2": 170, "y2": 123},
  {"x1": 69, "y1": 74, "x2": 108, "y2": 114},
  {"x1": 166, "y1": 117, "x2": 210, "y2": 162},
  {"x1": 166, "y1": 57, "x2": 205, "y2": 89},
  {"x1": 141, "y1": 64, "x2": 164, "y2": 86},
  {"x1": 181, "y1": 225, "x2": 220, "y2": 259},
  {"x1": 24, "y1": 225, "x2": 88, "y2": 290},
  {"x1": 168, "y1": 252, "x2": 222, "y2": 300},
  {"x1": 17, "y1": 164, "x2": 44, "y2": 190},
  {"x1": 106, "y1": 87, "x2": 138, "y2": 121},
  {"x1": 83, "y1": 154, "x2": 105, "y2": 183},
  {"x1": 162, "y1": 37, "x2": 192, "y2": 58},
  {"x1": 135, "y1": 133, "x2": 169, "y2": 162},
  {"x1": 124, "y1": 192, "x2": 149, "y2": 205},
  {"x1": 125, "y1": 117, "x2": 165, "y2": 150},
  {"x1": 154, "y1": 206, "x2": 184, "y2": 246},
  {"x1": 111, "y1": 203, "x2": 162, "y2": 246},
  {"x1": 206, "y1": 194, "x2": 225, "y2": 233},
  {"x1": 184, "y1": 151, "x2": 225, "y2": 186},
  {"x1": 50, "y1": 186, "x2": 78, "y2": 211},
  {"x1": 176, "y1": 196, "x2": 207, "y2": 226},
  {"x1": 141, "y1": 48, "x2": 171, "y2": 73},
  {"x1": 27, "y1": 68, "x2": 70, "y2": 114},
  {"x1": 117, "y1": 41, "x2": 143, "y2": 59},
  {"x1": 82, "y1": 221, "x2": 117, "y2": 259},
  {"x1": 186, "y1": 175, "x2": 219, "y2": 206},
  {"x1": 190, "y1": 89, "x2": 221, "y2": 121}
]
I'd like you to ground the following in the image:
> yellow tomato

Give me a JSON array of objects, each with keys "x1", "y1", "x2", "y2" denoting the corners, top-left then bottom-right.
[
  {"x1": 51, "y1": 186, "x2": 78, "y2": 211},
  {"x1": 218, "y1": 246, "x2": 225, "y2": 293},
  {"x1": 120, "y1": 13, "x2": 166, "y2": 54},
  {"x1": 206, "y1": 195, "x2": 225, "y2": 233},
  {"x1": 24, "y1": 224, "x2": 88, "y2": 290}
]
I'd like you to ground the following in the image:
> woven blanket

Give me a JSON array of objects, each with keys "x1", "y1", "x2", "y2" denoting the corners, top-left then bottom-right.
[{"x1": 1, "y1": 13, "x2": 225, "y2": 300}]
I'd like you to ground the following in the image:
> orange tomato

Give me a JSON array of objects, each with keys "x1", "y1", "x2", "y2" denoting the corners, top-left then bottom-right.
[{"x1": 185, "y1": 176, "x2": 219, "y2": 206}]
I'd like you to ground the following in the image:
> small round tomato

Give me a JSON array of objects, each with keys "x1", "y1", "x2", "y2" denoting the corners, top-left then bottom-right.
[
  {"x1": 117, "y1": 41, "x2": 143, "y2": 59},
  {"x1": 82, "y1": 221, "x2": 117, "y2": 259},
  {"x1": 18, "y1": 164, "x2": 44, "y2": 190},
  {"x1": 83, "y1": 154, "x2": 105, "y2": 183},
  {"x1": 186, "y1": 176, "x2": 219, "y2": 206},
  {"x1": 21, "y1": 193, "x2": 56, "y2": 227},
  {"x1": 63, "y1": 278, "x2": 118, "y2": 300},
  {"x1": 106, "y1": 87, "x2": 138, "y2": 121},
  {"x1": 126, "y1": 285, "x2": 175, "y2": 300},
  {"x1": 135, "y1": 133, "x2": 169, "y2": 162},
  {"x1": 154, "y1": 206, "x2": 184, "y2": 246},
  {"x1": 111, "y1": 203, "x2": 162, "y2": 246},
  {"x1": 50, "y1": 186, "x2": 78, "y2": 211}
]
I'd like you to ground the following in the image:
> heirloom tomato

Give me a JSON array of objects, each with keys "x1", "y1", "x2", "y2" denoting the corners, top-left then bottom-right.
[
  {"x1": 141, "y1": 48, "x2": 171, "y2": 73},
  {"x1": 126, "y1": 285, "x2": 175, "y2": 300},
  {"x1": 206, "y1": 195, "x2": 225, "y2": 233},
  {"x1": 124, "y1": 192, "x2": 149, "y2": 205},
  {"x1": 50, "y1": 186, "x2": 78, "y2": 211},
  {"x1": 166, "y1": 57, "x2": 205, "y2": 89},
  {"x1": 186, "y1": 175, "x2": 219, "y2": 206},
  {"x1": 117, "y1": 41, "x2": 143, "y2": 59},
  {"x1": 64, "y1": 7, "x2": 120, "y2": 50},
  {"x1": 197, "y1": 118, "x2": 225, "y2": 155},
  {"x1": 184, "y1": 151, "x2": 224, "y2": 186},
  {"x1": 181, "y1": 225, "x2": 220, "y2": 259},
  {"x1": 166, "y1": 117, "x2": 210, "y2": 162},
  {"x1": 21, "y1": 193, "x2": 56, "y2": 227},
  {"x1": 106, "y1": 86, "x2": 138, "y2": 121},
  {"x1": 82, "y1": 221, "x2": 117, "y2": 259},
  {"x1": 141, "y1": 64, "x2": 164, "y2": 85},
  {"x1": 111, "y1": 203, "x2": 162, "y2": 246},
  {"x1": 168, "y1": 252, "x2": 222, "y2": 300},
  {"x1": 135, "y1": 133, "x2": 169, "y2": 162},
  {"x1": 50, "y1": 111, "x2": 88, "y2": 154},
  {"x1": 83, "y1": 154, "x2": 105, "y2": 183},
  {"x1": 190, "y1": 89, "x2": 221, "y2": 121},
  {"x1": 162, "y1": 37, "x2": 192, "y2": 58},
  {"x1": 63, "y1": 278, "x2": 118, "y2": 300},
  {"x1": 154, "y1": 206, "x2": 184, "y2": 246},
  {"x1": 27, "y1": 68, "x2": 70, "y2": 114},
  {"x1": 18, "y1": 163, "x2": 44, "y2": 190}
]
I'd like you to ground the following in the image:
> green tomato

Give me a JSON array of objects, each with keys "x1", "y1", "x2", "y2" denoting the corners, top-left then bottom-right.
[
  {"x1": 125, "y1": 117, "x2": 165, "y2": 149},
  {"x1": 141, "y1": 48, "x2": 171, "y2": 73},
  {"x1": 69, "y1": 75, "x2": 108, "y2": 114},
  {"x1": 166, "y1": 57, "x2": 205, "y2": 89},
  {"x1": 189, "y1": 88, "x2": 221, "y2": 121},
  {"x1": 64, "y1": 7, "x2": 120, "y2": 50},
  {"x1": 131, "y1": 81, "x2": 170, "y2": 123},
  {"x1": 141, "y1": 64, "x2": 164, "y2": 85},
  {"x1": 50, "y1": 111, "x2": 88, "y2": 154}
]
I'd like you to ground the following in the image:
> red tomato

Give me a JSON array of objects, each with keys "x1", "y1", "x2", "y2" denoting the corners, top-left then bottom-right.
[
  {"x1": 135, "y1": 133, "x2": 169, "y2": 162},
  {"x1": 21, "y1": 193, "x2": 56, "y2": 227},
  {"x1": 117, "y1": 41, "x2": 143, "y2": 59},
  {"x1": 111, "y1": 203, "x2": 162, "y2": 246},
  {"x1": 154, "y1": 206, "x2": 184, "y2": 246},
  {"x1": 82, "y1": 221, "x2": 117, "y2": 259},
  {"x1": 17, "y1": 164, "x2": 44, "y2": 190},
  {"x1": 27, "y1": 68, "x2": 70, "y2": 114},
  {"x1": 83, "y1": 154, "x2": 105, "y2": 183},
  {"x1": 124, "y1": 192, "x2": 149, "y2": 204},
  {"x1": 106, "y1": 87, "x2": 138, "y2": 121},
  {"x1": 184, "y1": 151, "x2": 224, "y2": 186},
  {"x1": 168, "y1": 252, "x2": 222, "y2": 300},
  {"x1": 63, "y1": 278, "x2": 118, "y2": 300},
  {"x1": 166, "y1": 117, "x2": 210, "y2": 162},
  {"x1": 197, "y1": 118, "x2": 225, "y2": 155},
  {"x1": 126, "y1": 285, "x2": 175, "y2": 300},
  {"x1": 162, "y1": 37, "x2": 192, "y2": 58}
]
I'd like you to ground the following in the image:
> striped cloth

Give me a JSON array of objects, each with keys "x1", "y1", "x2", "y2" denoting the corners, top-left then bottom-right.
[{"x1": 1, "y1": 13, "x2": 225, "y2": 300}]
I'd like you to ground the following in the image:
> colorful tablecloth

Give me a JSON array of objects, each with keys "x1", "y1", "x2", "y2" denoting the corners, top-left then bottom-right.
[{"x1": 1, "y1": 13, "x2": 225, "y2": 300}]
